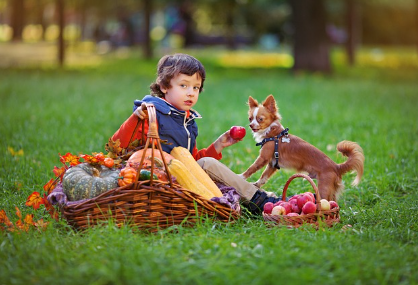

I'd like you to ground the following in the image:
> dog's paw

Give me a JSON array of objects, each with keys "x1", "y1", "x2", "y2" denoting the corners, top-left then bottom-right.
[
  {"x1": 238, "y1": 173, "x2": 247, "y2": 180},
  {"x1": 253, "y1": 180, "x2": 264, "y2": 188}
]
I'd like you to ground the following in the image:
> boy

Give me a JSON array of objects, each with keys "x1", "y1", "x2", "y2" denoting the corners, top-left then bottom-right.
[{"x1": 112, "y1": 53, "x2": 280, "y2": 214}]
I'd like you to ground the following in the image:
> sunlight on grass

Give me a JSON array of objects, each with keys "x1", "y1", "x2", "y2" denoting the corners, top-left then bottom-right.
[{"x1": 217, "y1": 51, "x2": 294, "y2": 68}]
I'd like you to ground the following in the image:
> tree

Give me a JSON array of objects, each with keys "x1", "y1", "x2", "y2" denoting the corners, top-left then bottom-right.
[
  {"x1": 290, "y1": 0, "x2": 331, "y2": 73},
  {"x1": 10, "y1": 0, "x2": 25, "y2": 41}
]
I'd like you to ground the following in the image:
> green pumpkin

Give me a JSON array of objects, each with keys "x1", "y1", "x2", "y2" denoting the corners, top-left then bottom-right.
[{"x1": 62, "y1": 163, "x2": 119, "y2": 201}]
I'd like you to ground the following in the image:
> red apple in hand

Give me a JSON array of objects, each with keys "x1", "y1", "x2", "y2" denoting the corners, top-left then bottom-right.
[
  {"x1": 230, "y1": 126, "x2": 246, "y2": 140},
  {"x1": 263, "y1": 202, "x2": 274, "y2": 214}
]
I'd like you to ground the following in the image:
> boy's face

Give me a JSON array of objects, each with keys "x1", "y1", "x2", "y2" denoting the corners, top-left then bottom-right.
[{"x1": 161, "y1": 73, "x2": 202, "y2": 111}]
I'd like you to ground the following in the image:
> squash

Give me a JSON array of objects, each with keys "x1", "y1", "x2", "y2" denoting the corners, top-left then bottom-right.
[
  {"x1": 118, "y1": 167, "x2": 137, "y2": 187},
  {"x1": 127, "y1": 148, "x2": 174, "y2": 171},
  {"x1": 167, "y1": 159, "x2": 214, "y2": 200},
  {"x1": 170, "y1": 146, "x2": 223, "y2": 197},
  {"x1": 62, "y1": 163, "x2": 119, "y2": 201}
]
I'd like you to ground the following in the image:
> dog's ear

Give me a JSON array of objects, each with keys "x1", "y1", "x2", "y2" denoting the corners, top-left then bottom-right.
[
  {"x1": 262, "y1": 95, "x2": 278, "y2": 114},
  {"x1": 248, "y1": 96, "x2": 258, "y2": 108}
]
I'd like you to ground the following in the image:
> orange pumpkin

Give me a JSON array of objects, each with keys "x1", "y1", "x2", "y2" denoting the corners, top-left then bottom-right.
[
  {"x1": 118, "y1": 167, "x2": 137, "y2": 187},
  {"x1": 103, "y1": 157, "x2": 114, "y2": 168},
  {"x1": 127, "y1": 148, "x2": 174, "y2": 171}
]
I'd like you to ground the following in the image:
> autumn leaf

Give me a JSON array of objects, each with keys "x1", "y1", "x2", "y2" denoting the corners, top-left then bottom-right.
[
  {"x1": 60, "y1": 152, "x2": 80, "y2": 166},
  {"x1": 24, "y1": 214, "x2": 34, "y2": 226},
  {"x1": 80, "y1": 154, "x2": 99, "y2": 164},
  {"x1": 34, "y1": 219, "x2": 49, "y2": 231},
  {"x1": 7, "y1": 146, "x2": 24, "y2": 157},
  {"x1": 0, "y1": 209, "x2": 13, "y2": 229},
  {"x1": 53, "y1": 166, "x2": 66, "y2": 180},
  {"x1": 43, "y1": 178, "x2": 58, "y2": 194},
  {"x1": 26, "y1": 191, "x2": 45, "y2": 210},
  {"x1": 105, "y1": 138, "x2": 123, "y2": 158},
  {"x1": 15, "y1": 206, "x2": 22, "y2": 219}
]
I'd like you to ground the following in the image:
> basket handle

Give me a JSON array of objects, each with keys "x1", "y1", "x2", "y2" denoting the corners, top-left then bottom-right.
[
  {"x1": 130, "y1": 104, "x2": 174, "y2": 188},
  {"x1": 281, "y1": 173, "x2": 322, "y2": 211}
]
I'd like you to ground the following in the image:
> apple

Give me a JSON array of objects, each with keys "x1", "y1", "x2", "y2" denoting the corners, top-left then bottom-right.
[
  {"x1": 280, "y1": 202, "x2": 292, "y2": 214},
  {"x1": 329, "y1": 200, "x2": 339, "y2": 209},
  {"x1": 304, "y1": 192, "x2": 315, "y2": 203},
  {"x1": 287, "y1": 212, "x2": 299, "y2": 216},
  {"x1": 271, "y1": 205, "x2": 286, "y2": 216},
  {"x1": 273, "y1": 200, "x2": 285, "y2": 207},
  {"x1": 297, "y1": 194, "x2": 309, "y2": 209},
  {"x1": 230, "y1": 126, "x2": 246, "y2": 140},
  {"x1": 320, "y1": 199, "x2": 331, "y2": 211},
  {"x1": 263, "y1": 202, "x2": 274, "y2": 214},
  {"x1": 302, "y1": 201, "x2": 316, "y2": 214},
  {"x1": 289, "y1": 199, "x2": 300, "y2": 214}
]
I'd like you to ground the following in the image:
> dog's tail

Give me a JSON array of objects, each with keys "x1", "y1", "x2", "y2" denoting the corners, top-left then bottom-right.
[{"x1": 336, "y1": 141, "x2": 365, "y2": 186}]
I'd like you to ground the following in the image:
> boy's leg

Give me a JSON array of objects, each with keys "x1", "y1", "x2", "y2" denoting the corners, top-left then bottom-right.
[{"x1": 197, "y1": 157, "x2": 279, "y2": 213}]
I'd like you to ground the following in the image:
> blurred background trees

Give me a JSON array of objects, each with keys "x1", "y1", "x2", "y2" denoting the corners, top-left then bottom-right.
[{"x1": 1, "y1": 0, "x2": 417, "y2": 72}]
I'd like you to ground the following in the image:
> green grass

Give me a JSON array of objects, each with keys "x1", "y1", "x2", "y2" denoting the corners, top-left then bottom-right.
[{"x1": 1, "y1": 47, "x2": 418, "y2": 285}]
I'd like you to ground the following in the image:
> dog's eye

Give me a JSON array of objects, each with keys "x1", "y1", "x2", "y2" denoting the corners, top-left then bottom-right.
[
  {"x1": 257, "y1": 117, "x2": 263, "y2": 122},
  {"x1": 249, "y1": 117, "x2": 253, "y2": 122}
]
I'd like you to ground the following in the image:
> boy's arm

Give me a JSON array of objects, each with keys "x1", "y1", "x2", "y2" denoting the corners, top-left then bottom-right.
[
  {"x1": 111, "y1": 114, "x2": 146, "y2": 148},
  {"x1": 192, "y1": 144, "x2": 222, "y2": 161}
]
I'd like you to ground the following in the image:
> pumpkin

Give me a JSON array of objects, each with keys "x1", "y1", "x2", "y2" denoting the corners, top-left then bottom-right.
[
  {"x1": 118, "y1": 167, "x2": 138, "y2": 187},
  {"x1": 127, "y1": 148, "x2": 174, "y2": 171},
  {"x1": 103, "y1": 157, "x2": 114, "y2": 168},
  {"x1": 62, "y1": 163, "x2": 119, "y2": 201}
]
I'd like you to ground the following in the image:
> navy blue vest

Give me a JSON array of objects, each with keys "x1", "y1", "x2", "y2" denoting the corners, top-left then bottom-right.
[{"x1": 133, "y1": 95, "x2": 201, "y2": 154}]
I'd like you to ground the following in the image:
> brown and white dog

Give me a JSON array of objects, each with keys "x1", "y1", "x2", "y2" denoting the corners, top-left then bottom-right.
[{"x1": 239, "y1": 94, "x2": 365, "y2": 201}]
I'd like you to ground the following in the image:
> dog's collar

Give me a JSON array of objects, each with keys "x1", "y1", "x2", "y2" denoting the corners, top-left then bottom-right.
[{"x1": 256, "y1": 128, "x2": 289, "y2": 169}]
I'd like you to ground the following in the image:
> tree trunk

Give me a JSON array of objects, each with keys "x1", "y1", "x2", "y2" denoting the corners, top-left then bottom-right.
[
  {"x1": 290, "y1": 0, "x2": 331, "y2": 73},
  {"x1": 345, "y1": 0, "x2": 358, "y2": 66},
  {"x1": 11, "y1": 0, "x2": 25, "y2": 41},
  {"x1": 143, "y1": 0, "x2": 152, "y2": 59},
  {"x1": 57, "y1": 0, "x2": 65, "y2": 67}
]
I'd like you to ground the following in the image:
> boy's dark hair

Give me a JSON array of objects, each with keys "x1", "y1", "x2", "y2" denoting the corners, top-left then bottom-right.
[{"x1": 150, "y1": 53, "x2": 206, "y2": 97}]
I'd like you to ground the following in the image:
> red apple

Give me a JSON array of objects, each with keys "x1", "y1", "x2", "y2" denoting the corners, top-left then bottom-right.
[
  {"x1": 230, "y1": 126, "x2": 246, "y2": 140},
  {"x1": 289, "y1": 199, "x2": 300, "y2": 214},
  {"x1": 302, "y1": 201, "x2": 316, "y2": 214},
  {"x1": 329, "y1": 200, "x2": 339, "y2": 209},
  {"x1": 297, "y1": 194, "x2": 309, "y2": 209},
  {"x1": 288, "y1": 195, "x2": 299, "y2": 202},
  {"x1": 287, "y1": 212, "x2": 300, "y2": 216},
  {"x1": 280, "y1": 202, "x2": 292, "y2": 214},
  {"x1": 273, "y1": 200, "x2": 285, "y2": 207},
  {"x1": 263, "y1": 202, "x2": 274, "y2": 214},
  {"x1": 304, "y1": 192, "x2": 315, "y2": 203},
  {"x1": 271, "y1": 205, "x2": 286, "y2": 215},
  {"x1": 320, "y1": 199, "x2": 331, "y2": 211}
]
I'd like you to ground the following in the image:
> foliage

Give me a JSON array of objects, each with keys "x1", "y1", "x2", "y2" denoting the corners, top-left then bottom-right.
[{"x1": 0, "y1": 48, "x2": 417, "y2": 284}]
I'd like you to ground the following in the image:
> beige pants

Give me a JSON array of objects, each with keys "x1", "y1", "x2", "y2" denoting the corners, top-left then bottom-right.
[{"x1": 197, "y1": 157, "x2": 277, "y2": 202}]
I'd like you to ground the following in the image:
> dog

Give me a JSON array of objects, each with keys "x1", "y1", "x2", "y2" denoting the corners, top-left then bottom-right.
[{"x1": 239, "y1": 94, "x2": 365, "y2": 201}]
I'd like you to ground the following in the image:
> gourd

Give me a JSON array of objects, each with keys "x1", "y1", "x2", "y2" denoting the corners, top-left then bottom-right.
[
  {"x1": 62, "y1": 163, "x2": 119, "y2": 201},
  {"x1": 127, "y1": 148, "x2": 174, "y2": 171},
  {"x1": 170, "y1": 146, "x2": 223, "y2": 197},
  {"x1": 118, "y1": 167, "x2": 137, "y2": 187},
  {"x1": 167, "y1": 159, "x2": 214, "y2": 200}
]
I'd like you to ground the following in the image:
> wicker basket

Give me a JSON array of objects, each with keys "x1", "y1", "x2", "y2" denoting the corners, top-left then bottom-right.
[
  {"x1": 60, "y1": 104, "x2": 240, "y2": 232},
  {"x1": 262, "y1": 173, "x2": 340, "y2": 228}
]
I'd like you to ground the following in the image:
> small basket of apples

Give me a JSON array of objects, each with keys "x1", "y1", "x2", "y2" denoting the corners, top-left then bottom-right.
[{"x1": 262, "y1": 173, "x2": 340, "y2": 228}]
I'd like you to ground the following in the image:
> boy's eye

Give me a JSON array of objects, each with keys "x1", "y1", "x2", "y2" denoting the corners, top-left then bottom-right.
[{"x1": 193, "y1": 86, "x2": 200, "y2": 90}]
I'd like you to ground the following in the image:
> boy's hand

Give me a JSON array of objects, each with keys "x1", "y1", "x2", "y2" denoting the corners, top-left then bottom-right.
[
  {"x1": 134, "y1": 102, "x2": 149, "y2": 120},
  {"x1": 213, "y1": 130, "x2": 243, "y2": 153}
]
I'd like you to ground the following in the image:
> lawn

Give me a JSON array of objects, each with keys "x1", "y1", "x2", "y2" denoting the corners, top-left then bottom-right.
[{"x1": 0, "y1": 47, "x2": 418, "y2": 285}]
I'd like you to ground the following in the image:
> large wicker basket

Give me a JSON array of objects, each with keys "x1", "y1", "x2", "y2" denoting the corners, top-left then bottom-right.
[
  {"x1": 60, "y1": 104, "x2": 240, "y2": 232},
  {"x1": 263, "y1": 173, "x2": 340, "y2": 228}
]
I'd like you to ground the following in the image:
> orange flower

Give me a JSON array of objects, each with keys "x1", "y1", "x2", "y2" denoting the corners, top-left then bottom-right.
[
  {"x1": 26, "y1": 192, "x2": 45, "y2": 210},
  {"x1": 60, "y1": 152, "x2": 80, "y2": 166}
]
